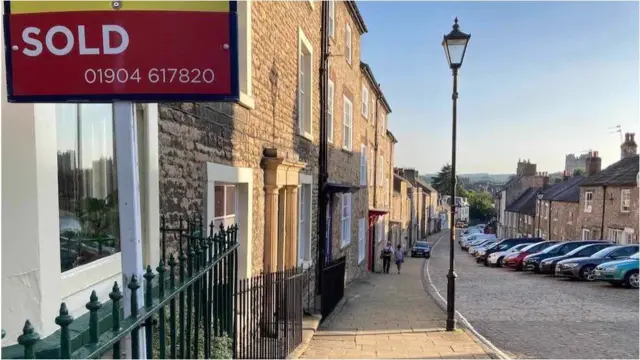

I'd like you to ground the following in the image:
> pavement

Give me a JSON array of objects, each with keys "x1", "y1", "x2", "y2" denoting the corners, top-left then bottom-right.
[
  {"x1": 427, "y1": 230, "x2": 640, "y2": 359},
  {"x1": 299, "y1": 233, "x2": 494, "y2": 359}
]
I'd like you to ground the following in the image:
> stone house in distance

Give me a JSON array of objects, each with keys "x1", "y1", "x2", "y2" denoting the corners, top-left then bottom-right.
[
  {"x1": 577, "y1": 134, "x2": 639, "y2": 243},
  {"x1": 536, "y1": 174, "x2": 585, "y2": 240}
]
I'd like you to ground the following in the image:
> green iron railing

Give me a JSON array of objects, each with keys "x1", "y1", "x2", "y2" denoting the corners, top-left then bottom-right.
[{"x1": 4, "y1": 217, "x2": 239, "y2": 359}]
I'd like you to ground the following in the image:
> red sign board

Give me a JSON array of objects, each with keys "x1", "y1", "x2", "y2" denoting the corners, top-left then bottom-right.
[{"x1": 3, "y1": 1, "x2": 239, "y2": 103}]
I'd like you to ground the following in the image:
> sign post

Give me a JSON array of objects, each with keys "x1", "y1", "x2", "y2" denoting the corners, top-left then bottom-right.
[
  {"x1": 4, "y1": 1, "x2": 239, "y2": 358},
  {"x1": 113, "y1": 101, "x2": 146, "y2": 358}
]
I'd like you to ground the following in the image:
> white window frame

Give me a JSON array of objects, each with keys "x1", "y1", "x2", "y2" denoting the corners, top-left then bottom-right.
[
  {"x1": 582, "y1": 228, "x2": 591, "y2": 240},
  {"x1": 623, "y1": 228, "x2": 635, "y2": 245},
  {"x1": 360, "y1": 144, "x2": 367, "y2": 186},
  {"x1": 341, "y1": 193, "x2": 352, "y2": 248},
  {"x1": 621, "y1": 189, "x2": 631, "y2": 213},
  {"x1": 342, "y1": 96, "x2": 353, "y2": 151},
  {"x1": 206, "y1": 163, "x2": 254, "y2": 279},
  {"x1": 362, "y1": 85, "x2": 369, "y2": 118},
  {"x1": 607, "y1": 228, "x2": 624, "y2": 244},
  {"x1": 345, "y1": 23, "x2": 352, "y2": 65},
  {"x1": 2, "y1": 103, "x2": 160, "y2": 341},
  {"x1": 328, "y1": 0, "x2": 335, "y2": 39},
  {"x1": 237, "y1": 0, "x2": 254, "y2": 109},
  {"x1": 584, "y1": 191, "x2": 593, "y2": 213},
  {"x1": 370, "y1": 148, "x2": 374, "y2": 185},
  {"x1": 358, "y1": 218, "x2": 366, "y2": 264},
  {"x1": 327, "y1": 79, "x2": 334, "y2": 143},
  {"x1": 298, "y1": 28, "x2": 313, "y2": 140},
  {"x1": 212, "y1": 184, "x2": 237, "y2": 228},
  {"x1": 544, "y1": 202, "x2": 549, "y2": 219},
  {"x1": 298, "y1": 174, "x2": 313, "y2": 267}
]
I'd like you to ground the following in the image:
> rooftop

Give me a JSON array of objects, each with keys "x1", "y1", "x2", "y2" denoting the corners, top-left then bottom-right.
[
  {"x1": 505, "y1": 187, "x2": 540, "y2": 215},
  {"x1": 580, "y1": 154, "x2": 639, "y2": 187}
]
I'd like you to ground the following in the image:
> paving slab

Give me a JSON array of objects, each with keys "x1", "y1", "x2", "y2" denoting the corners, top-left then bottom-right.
[{"x1": 299, "y1": 234, "x2": 494, "y2": 359}]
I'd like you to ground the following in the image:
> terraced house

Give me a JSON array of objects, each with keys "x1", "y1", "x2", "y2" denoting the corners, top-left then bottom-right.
[
  {"x1": 1, "y1": 1, "x2": 399, "y2": 357},
  {"x1": 577, "y1": 134, "x2": 639, "y2": 243}
]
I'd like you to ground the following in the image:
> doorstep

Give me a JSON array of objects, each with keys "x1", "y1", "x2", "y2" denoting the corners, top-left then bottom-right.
[{"x1": 286, "y1": 314, "x2": 322, "y2": 359}]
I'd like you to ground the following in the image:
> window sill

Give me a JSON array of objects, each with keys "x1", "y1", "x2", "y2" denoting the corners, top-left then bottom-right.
[
  {"x1": 341, "y1": 147, "x2": 352, "y2": 154},
  {"x1": 621, "y1": 210, "x2": 630, "y2": 214},
  {"x1": 340, "y1": 241, "x2": 352, "y2": 250},
  {"x1": 238, "y1": 92, "x2": 255, "y2": 110},
  {"x1": 60, "y1": 253, "x2": 121, "y2": 299},
  {"x1": 299, "y1": 132, "x2": 314, "y2": 142}
]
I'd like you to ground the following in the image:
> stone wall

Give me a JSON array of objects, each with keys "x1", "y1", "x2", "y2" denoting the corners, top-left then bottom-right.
[
  {"x1": 158, "y1": 1, "x2": 322, "y2": 275},
  {"x1": 549, "y1": 201, "x2": 580, "y2": 240}
]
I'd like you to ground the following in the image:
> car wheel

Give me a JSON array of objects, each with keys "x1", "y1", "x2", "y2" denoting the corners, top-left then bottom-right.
[
  {"x1": 483, "y1": 259, "x2": 489, "y2": 267},
  {"x1": 497, "y1": 257, "x2": 504, "y2": 268},
  {"x1": 425, "y1": 254, "x2": 431, "y2": 259},
  {"x1": 580, "y1": 265, "x2": 596, "y2": 281},
  {"x1": 623, "y1": 269, "x2": 639, "y2": 289}
]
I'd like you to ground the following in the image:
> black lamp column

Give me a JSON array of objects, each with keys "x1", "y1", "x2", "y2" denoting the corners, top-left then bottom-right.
[{"x1": 442, "y1": 17, "x2": 470, "y2": 332}]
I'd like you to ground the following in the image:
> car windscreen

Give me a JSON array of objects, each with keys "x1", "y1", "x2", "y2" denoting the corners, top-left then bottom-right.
[
  {"x1": 591, "y1": 246, "x2": 620, "y2": 258},
  {"x1": 520, "y1": 242, "x2": 543, "y2": 252},
  {"x1": 415, "y1": 242, "x2": 429, "y2": 248},
  {"x1": 540, "y1": 243, "x2": 563, "y2": 254},
  {"x1": 565, "y1": 244, "x2": 604, "y2": 257},
  {"x1": 510, "y1": 243, "x2": 529, "y2": 252},
  {"x1": 485, "y1": 243, "x2": 498, "y2": 250},
  {"x1": 629, "y1": 252, "x2": 639, "y2": 259}
]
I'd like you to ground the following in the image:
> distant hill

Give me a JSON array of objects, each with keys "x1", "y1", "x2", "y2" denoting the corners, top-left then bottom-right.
[{"x1": 422, "y1": 173, "x2": 513, "y2": 184}]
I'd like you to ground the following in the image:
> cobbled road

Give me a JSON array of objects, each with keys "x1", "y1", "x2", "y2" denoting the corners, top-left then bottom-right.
[{"x1": 426, "y1": 231, "x2": 639, "y2": 359}]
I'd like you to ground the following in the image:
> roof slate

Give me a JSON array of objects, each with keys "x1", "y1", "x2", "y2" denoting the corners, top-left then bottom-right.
[
  {"x1": 505, "y1": 187, "x2": 540, "y2": 215},
  {"x1": 580, "y1": 155, "x2": 639, "y2": 187},
  {"x1": 546, "y1": 176, "x2": 585, "y2": 203}
]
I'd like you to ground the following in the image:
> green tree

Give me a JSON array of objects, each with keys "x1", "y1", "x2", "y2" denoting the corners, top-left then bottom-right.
[
  {"x1": 430, "y1": 164, "x2": 467, "y2": 197},
  {"x1": 572, "y1": 168, "x2": 585, "y2": 177},
  {"x1": 467, "y1": 190, "x2": 497, "y2": 221}
]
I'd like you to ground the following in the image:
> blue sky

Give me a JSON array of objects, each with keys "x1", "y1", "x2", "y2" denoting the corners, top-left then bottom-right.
[{"x1": 358, "y1": 1, "x2": 639, "y2": 174}]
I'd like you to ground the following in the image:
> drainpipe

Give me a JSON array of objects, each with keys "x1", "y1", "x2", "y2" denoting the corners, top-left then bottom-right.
[
  {"x1": 369, "y1": 92, "x2": 380, "y2": 272},
  {"x1": 600, "y1": 186, "x2": 607, "y2": 240},
  {"x1": 548, "y1": 201, "x2": 552, "y2": 240},
  {"x1": 317, "y1": 0, "x2": 329, "y2": 293}
]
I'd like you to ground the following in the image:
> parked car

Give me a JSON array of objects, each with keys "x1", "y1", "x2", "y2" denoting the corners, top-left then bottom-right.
[
  {"x1": 459, "y1": 230, "x2": 485, "y2": 247},
  {"x1": 487, "y1": 243, "x2": 531, "y2": 267},
  {"x1": 523, "y1": 240, "x2": 609, "y2": 273},
  {"x1": 468, "y1": 237, "x2": 497, "y2": 254},
  {"x1": 470, "y1": 239, "x2": 498, "y2": 257},
  {"x1": 539, "y1": 242, "x2": 614, "y2": 275},
  {"x1": 555, "y1": 245, "x2": 639, "y2": 281},
  {"x1": 594, "y1": 252, "x2": 639, "y2": 288},
  {"x1": 504, "y1": 241, "x2": 559, "y2": 271},
  {"x1": 462, "y1": 234, "x2": 497, "y2": 250},
  {"x1": 477, "y1": 237, "x2": 542, "y2": 266},
  {"x1": 411, "y1": 241, "x2": 431, "y2": 258}
]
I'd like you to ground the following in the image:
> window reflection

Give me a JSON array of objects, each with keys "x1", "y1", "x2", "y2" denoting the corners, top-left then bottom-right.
[{"x1": 57, "y1": 104, "x2": 120, "y2": 272}]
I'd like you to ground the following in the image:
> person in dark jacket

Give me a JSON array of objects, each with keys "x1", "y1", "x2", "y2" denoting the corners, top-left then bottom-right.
[{"x1": 380, "y1": 241, "x2": 393, "y2": 274}]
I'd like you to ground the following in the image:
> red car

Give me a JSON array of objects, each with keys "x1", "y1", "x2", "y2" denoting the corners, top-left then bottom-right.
[{"x1": 504, "y1": 241, "x2": 558, "y2": 270}]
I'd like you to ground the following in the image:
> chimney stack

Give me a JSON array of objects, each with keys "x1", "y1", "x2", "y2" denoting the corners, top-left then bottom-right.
[
  {"x1": 586, "y1": 151, "x2": 602, "y2": 176},
  {"x1": 621, "y1": 132, "x2": 638, "y2": 159},
  {"x1": 563, "y1": 170, "x2": 569, "y2": 181}
]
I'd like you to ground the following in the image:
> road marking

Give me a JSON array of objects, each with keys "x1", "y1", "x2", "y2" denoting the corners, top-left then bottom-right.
[{"x1": 424, "y1": 231, "x2": 511, "y2": 360}]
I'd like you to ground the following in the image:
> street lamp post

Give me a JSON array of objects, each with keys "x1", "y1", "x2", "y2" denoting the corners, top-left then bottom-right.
[
  {"x1": 442, "y1": 17, "x2": 470, "y2": 332},
  {"x1": 537, "y1": 193, "x2": 544, "y2": 237}
]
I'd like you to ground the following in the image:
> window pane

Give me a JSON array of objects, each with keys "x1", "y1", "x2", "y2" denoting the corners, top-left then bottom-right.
[
  {"x1": 225, "y1": 185, "x2": 236, "y2": 216},
  {"x1": 214, "y1": 185, "x2": 225, "y2": 218},
  {"x1": 58, "y1": 104, "x2": 120, "y2": 273}
]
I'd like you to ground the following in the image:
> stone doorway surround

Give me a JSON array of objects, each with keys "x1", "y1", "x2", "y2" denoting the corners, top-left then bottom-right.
[{"x1": 261, "y1": 148, "x2": 307, "y2": 272}]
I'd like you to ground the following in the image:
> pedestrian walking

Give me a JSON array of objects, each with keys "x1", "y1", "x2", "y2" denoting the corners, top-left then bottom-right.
[
  {"x1": 395, "y1": 244, "x2": 405, "y2": 274},
  {"x1": 380, "y1": 241, "x2": 393, "y2": 274}
]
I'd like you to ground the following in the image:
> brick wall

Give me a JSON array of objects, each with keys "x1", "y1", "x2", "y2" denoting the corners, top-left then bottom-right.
[
  {"x1": 158, "y1": 1, "x2": 321, "y2": 274},
  {"x1": 549, "y1": 201, "x2": 580, "y2": 240}
]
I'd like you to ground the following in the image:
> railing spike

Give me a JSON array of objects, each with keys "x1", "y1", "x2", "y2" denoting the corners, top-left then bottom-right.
[
  {"x1": 17, "y1": 320, "x2": 40, "y2": 359},
  {"x1": 55, "y1": 303, "x2": 73, "y2": 359}
]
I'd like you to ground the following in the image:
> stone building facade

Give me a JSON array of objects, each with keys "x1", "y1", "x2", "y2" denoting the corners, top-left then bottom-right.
[
  {"x1": 577, "y1": 138, "x2": 639, "y2": 244},
  {"x1": 158, "y1": 1, "x2": 322, "y2": 278},
  {"x1": 358, "y1": 62, "x2": 394, "y2": 274},
  {"x1": 391, "y1": 174, "x2": 411, "y2": 253}
]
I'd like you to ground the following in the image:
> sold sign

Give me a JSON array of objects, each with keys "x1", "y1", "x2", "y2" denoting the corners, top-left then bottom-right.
[{"x1": 3, "y1": 1, "x2": 239, "y2": 103}]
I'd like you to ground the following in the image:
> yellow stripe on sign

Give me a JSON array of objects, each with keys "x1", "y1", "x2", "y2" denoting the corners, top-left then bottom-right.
[{"x1": 11, "y1": 1, "x2": 229, "y2": 14}]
